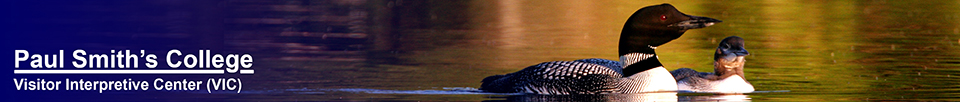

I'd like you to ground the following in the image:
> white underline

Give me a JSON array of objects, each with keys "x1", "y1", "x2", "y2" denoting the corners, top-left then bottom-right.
[
  {"x1": 13, "y1": 69, "x2": 255, "y2": 74},
  {"x1": 240, "y1": 70, "x2": 254, "y2": 74}
]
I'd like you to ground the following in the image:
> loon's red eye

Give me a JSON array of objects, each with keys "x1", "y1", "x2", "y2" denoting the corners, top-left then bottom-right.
[{"x1": 660, "y1": 15, "x2": 667, "y2": 21}]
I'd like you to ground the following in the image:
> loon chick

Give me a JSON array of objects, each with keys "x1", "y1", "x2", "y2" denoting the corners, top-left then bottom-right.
[
  {"x1": 479, "y1": 3, "x2": 722, "y2": 94},
  {"x1": 671, "y1": 36, "x2": 754, "y2": 93}
]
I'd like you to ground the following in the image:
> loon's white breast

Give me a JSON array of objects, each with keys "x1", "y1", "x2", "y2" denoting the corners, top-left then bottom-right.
[
  {"x1": 625, "y1": 67, "x2": 679, "y2": 92},
  {"x1": 677, "y1": 75, "x2": 754, "y2": 93}
]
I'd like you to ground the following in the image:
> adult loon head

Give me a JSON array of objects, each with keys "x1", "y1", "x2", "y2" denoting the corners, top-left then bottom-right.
[
  {"x1": 619, "y1": 3, "x2": 722, "y2": 77},
  {"x1": 672, "y1": 36, "x2": 754, "y2": 93},
  {"x1": 479, "y1": 3, "x2": 722, "y2": 94}
]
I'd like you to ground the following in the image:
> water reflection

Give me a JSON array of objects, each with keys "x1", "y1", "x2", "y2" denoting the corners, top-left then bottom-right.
[
  {"x1": 678, "y1": 94, "x2": 750, "y2": 102},
  {"x1": 295, "y1": 88, "x2": 755, "y2": 102},
  {"x1": 489, "y1": 92, "x2": 679, "y2": 102}
]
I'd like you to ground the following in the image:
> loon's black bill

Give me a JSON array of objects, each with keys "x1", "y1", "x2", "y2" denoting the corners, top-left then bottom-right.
[
  {"x1": 734, "y1": 49, "x2": 749, "y2": 56},
  {"x1": 720, "y1": 49, "x2": 748, "y2": 61},
  {"x1": 670, "y1": 15, "x2": 722, "y2": 30}
]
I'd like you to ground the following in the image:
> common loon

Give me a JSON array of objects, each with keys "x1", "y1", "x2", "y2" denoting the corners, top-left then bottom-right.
[
  {"x1": 479, "y1": 4, "x2": 722, "y2": 94},
  {"x1": 671, "y1": 36, "x2": 754, "y2": 93}
]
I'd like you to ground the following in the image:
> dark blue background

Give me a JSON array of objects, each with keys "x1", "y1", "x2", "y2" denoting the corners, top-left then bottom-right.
[{"x1": 3, "y1": 0, "x2": 251, "y2": 101}]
